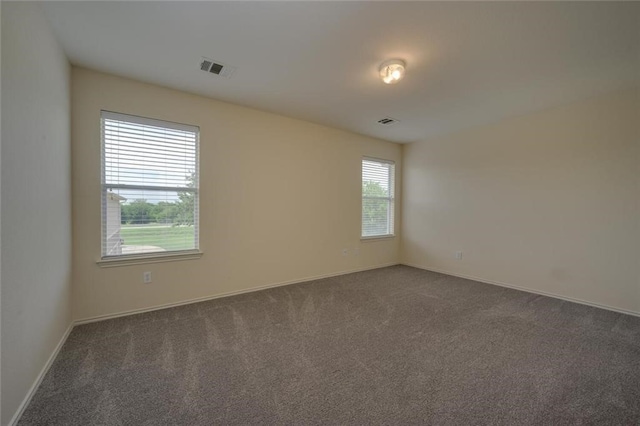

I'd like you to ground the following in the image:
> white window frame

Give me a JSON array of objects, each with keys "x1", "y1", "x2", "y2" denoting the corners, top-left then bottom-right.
[
  {"x1": 361, "y1": 157, "x2": 395, "y2": 239},
  {"x1": 99, "y1": 111, "x2": 201, "y2": 265}
]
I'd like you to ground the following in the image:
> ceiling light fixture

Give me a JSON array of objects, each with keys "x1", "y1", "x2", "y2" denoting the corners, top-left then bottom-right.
[{"x1": 379, "y1": 59, "x2": 406, "y2": 84}]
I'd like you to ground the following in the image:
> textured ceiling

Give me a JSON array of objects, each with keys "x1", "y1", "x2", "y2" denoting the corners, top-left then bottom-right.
[{"x1": 40, "y1": 1, "x2": 640, "y2": 143}]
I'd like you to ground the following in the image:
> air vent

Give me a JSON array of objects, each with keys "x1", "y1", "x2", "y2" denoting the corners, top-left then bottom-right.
[
  {"x1": 199, "y1": 57, "x2": 236, "y2": 79},
  {"x1": 377, "y1": 117, "x2": 399, "y2": 125},
  {"x1": 200, "y1": 59, "x2": 213, "y2": 71}
]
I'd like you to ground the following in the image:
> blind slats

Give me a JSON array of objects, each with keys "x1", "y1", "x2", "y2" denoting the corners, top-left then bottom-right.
[
  {"x1": 101, "y1": 111, "x2": 199, "y2": 258},
  {"x1": 362, "y1": 158, "x2": 395, "y2": 237},
  {"x1": 104, "y1": 136, "x2": 197, "y2": 151},
  {"x1": 103, "y1": 127, "x2": 196, "y2": 140},
  {"x1": 104, "y1": 143, "x2": 197, "y2": 156}
]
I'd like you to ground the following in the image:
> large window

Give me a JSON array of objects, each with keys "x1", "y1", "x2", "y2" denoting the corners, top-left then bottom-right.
[
  {"x1": 362, "y1": 157, "x2": 395, "y2": 238},
  {"x1": 101, "y1": 111, "x2": 199, "y2": 258}
]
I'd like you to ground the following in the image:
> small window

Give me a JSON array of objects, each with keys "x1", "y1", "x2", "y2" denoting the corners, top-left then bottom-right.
[
  {"x1": 362, "y1": 157, "x2": 395, "y2": 238},
  {"x1": 101, "y1": 111, "x2": 199, "y2": 258}
]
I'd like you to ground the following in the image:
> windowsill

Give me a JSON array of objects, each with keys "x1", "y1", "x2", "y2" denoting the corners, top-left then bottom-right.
[
  {"x1": 97, "y1": 250, "x2": 203, "y2": 268},
  {"x1": 361, "y1": 235, "x2": 396, "y2": 242}
]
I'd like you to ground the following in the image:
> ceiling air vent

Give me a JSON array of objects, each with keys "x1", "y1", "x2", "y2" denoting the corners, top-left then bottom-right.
[
  {"x1": 199, "y1": 57, "x2": 236, "y2": 79},
  {"x1": 377, "y1": 117, "x2": 399, "y2": 125}
]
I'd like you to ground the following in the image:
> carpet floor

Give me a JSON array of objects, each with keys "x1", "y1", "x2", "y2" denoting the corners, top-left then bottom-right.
[{"x1": 19, "y1": 265, "x2": 640, "y2": 425}]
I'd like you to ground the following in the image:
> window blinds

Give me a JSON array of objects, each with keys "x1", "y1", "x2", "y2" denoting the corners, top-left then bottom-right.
[
  {"x1": 101, "y1": 111, "x2": 199, "y2": 257},
  {"x1": 362, "y1": 158, "x2": 395, "y2": 237}
]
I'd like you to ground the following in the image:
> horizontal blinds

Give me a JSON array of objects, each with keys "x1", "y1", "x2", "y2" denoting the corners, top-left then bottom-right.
[
  {"x1": 362, "y1": 158, "x2": 395, "y2": 237},
  {"x1": 101, "y1": 110, "x2": 198, "y2": 133},
  {"x1": 103, "y1": 113, "x2": 198, "y2": 189},
  {"x1": 101, "y1": 111, "x2": 199, "y2": 257}
]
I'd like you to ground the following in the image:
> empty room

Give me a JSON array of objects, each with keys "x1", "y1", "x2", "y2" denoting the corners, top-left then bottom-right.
[{"x1": 1, "y1": 1, "x2": 639, "y2": 425}]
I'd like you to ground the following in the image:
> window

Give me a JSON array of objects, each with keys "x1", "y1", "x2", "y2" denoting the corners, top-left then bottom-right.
[
  {"x1": 101, "y1": 111, "x2": 199, "y2": 258},
  {"x1": 362, "y1": 157, "x2": 395, "y2": 238}
]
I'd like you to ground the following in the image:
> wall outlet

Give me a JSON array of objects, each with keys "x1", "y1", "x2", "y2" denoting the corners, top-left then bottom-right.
[
  {"x1": 342, "y1": 248, "x2": 349, "y2": 256},
  {"x1": 143, "y1": 271, "x2": 152, "y2": 283},
  {"x1": 455, "y1": 251, "x2": 463, "y2": 260}
]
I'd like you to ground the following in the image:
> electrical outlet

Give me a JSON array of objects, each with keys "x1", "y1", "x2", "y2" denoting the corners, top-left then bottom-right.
[
  {"x1": 143, "y1": 271, "x2": 152, "y2": 283},
  {"x1": 455, "y1": 251, "x2": 463, "y2": 260},
  {"x1": 342, "y1": 248, "x2": 349, "y2": 256}
]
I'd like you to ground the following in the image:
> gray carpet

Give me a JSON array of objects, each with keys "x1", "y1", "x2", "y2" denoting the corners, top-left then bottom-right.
[{"x1": 19, "y1": 266, "x2": 640, "y2": 425}]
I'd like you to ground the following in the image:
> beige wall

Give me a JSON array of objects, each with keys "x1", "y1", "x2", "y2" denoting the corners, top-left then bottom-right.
[
  {"x1": 1, "y1": 3, "x2": 72, "y2": 425},
  {"x1": 71, "y1": 68, "x2": 401, "y2": 321},
  {"x1": 402, "y1": 88, "x2": 640, "y2": 314}
]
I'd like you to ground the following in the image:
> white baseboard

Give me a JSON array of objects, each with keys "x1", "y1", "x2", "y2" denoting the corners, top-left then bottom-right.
[
  {"x1": 9, "y1": 322, "x2": 74, "y2": 426},
  {"x1": 75, "y1": 262, "x2": 400, "y2": 325},
  {"x1": 402, "y1": 262, "x2": 640, "y2": 318}
]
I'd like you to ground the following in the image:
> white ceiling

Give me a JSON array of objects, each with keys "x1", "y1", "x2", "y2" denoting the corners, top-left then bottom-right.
[{"x1": 40, "y1": 1, "x2": 639, "y2": 143}]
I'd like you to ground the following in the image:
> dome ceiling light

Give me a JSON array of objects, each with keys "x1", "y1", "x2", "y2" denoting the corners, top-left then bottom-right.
[{"x1": 379, "y1": 59, "x2": 406, "y2": 84}]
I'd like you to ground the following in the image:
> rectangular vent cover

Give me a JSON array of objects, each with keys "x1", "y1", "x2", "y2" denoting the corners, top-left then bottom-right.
[
  {"x1": 199, "y1": 57, "x2": 236, "y2": 79},
  {"x1": 200, "y1": 60, "x2": 212, "y2": 71},
  {"x1": 377, "y1": 117, "x2": 399, "y2": 125}
]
